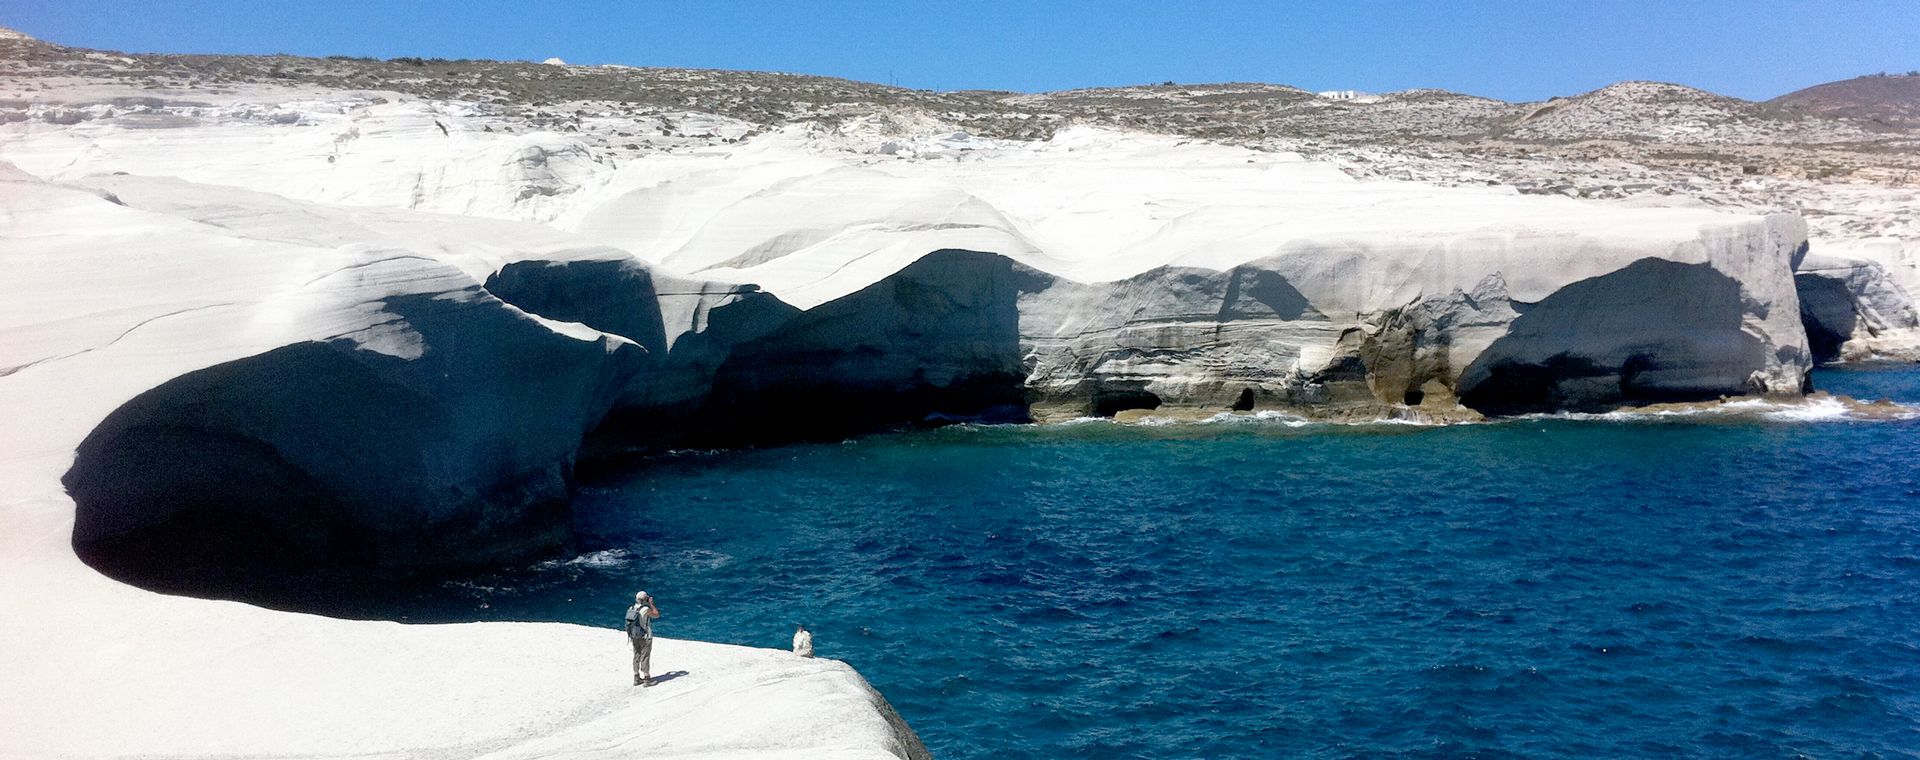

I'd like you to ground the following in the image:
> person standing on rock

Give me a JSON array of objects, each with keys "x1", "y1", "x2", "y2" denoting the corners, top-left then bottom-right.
[
  {"x1": 625, "y1": 591, "x2": 662, "y2": 686},
  {"x1": 792, "y1": 624, "x2": 813, "y2": 657}
]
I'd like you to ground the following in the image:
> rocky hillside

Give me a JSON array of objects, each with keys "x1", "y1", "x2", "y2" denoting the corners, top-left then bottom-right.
[
  {"x1": 6, "y1": 26, "x2": 1916, "y2": 148},
  {"x1": 1771, "y1": 72, "x2": 1920, "y2": 130},
  {"x1": 5, "y1": 25, "x2": 1914, "y2": 207},
  {"x1": 1505, "y1": 81, "x2": 1876, "y2": 144}
]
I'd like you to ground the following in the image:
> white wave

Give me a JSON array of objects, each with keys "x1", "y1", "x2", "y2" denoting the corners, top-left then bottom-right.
[
  {"x1": 441, "y1": 579, "x2": 509, "y2": 594},
  {"x1": 1249, "y1": 410, "x2": 1314, "y2": 427},
  {"x1": 1355, "y1": 415, "x2": 1439, "y2": 427},
  {"x1": 1115, "y1": 409, "x2": 1437, "y2": 428},
  {"x1": 660, "y1": 447, "x2": 729, "y2": 458},
  {"x1": 1522, "y1": 395, "x2": 1919, "y2": 424},
  {"x1": 1739, "y1": 396, "x2": 1855, "y2": 422},
  {"x1": 536, "y1": 548, "x2": 634, "y2": 571},
  {"x1": 668, "y1": 548, "x2": 733, "y2": 570},
  {"x1": 1044, "y1": 395, "x2": 1918, "y2": 430},
  {"x1": 1115, "y1": 410, "x2": 1312, "y2": 427}
]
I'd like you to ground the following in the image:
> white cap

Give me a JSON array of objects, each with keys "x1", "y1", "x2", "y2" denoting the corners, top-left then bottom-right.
[{"x1": 635, "y1": 590, "x2": 649, "y2": 602}]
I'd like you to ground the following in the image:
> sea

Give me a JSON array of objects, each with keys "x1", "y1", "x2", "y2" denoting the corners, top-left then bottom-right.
[{"x1": 418, "y1": 364, "x2": 1920, "y2": 758}]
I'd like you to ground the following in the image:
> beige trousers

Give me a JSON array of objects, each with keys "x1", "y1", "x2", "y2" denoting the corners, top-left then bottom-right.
[{"x1": 631, "y1": 636, "x2": 652, "y2": 680}]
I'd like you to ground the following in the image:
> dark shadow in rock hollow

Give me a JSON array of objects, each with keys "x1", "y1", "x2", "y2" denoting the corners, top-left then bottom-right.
[
  {"x1": 1457, "y1": 259, "x2": 1766, "y2": 415},
  {"x1": 690, "y1": 249, "x2": 1031, "y2": 444},
  {"x1": 1220, "y1": 265, "x2": 1318, "y2": 321},
  {"x1": 487, "y1": 258, "x2": 671, "y2": 357},
  {"x1": 1795, "y1": 272, "x2": 1859, "y2": 364},
  {"x1": 1092, "y1": 386, "x2": 1162, "y2": 417},
  {"x1": 63, "y1": 289, "x2": 642, "y2": 616},
  {"x1": 62, "y1": 249, "x2": 1031, "y2": 616}
]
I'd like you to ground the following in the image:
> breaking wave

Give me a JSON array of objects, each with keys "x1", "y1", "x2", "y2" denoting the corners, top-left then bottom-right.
[
  {"x1": 1519, "y1": 395, "x2": 1919, "y2": 424},
  {"x1": 536, "y1": 548, "x2": 635, "y2": 570},
  {"x1": 1042, "y1": 396, "x2": 1915, "y2": 433}
]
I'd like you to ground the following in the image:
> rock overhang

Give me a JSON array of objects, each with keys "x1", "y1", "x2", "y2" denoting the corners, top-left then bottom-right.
[{"x1": 1, "y1": 109, "x2": 1815, "y2": 587}]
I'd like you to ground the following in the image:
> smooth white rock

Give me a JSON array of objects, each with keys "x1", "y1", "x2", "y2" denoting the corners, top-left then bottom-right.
[
  {"x1": 0, "y1": 167, "x2": 925, "y2": 760},
  {"x1": 0, "y1": 84, "x2": 1828, "y2": 760}
]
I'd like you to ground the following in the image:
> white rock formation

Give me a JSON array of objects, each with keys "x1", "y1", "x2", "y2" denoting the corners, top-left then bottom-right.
[
  {"x1": 0, "y1": 96, "x2": 611, "y2": 222},
  {"x1": 0, "y1": 88, "x2": 1821, "y2": 523},
  {"x1": 0, "y1": 165, "x2": 927, "y2": 758},
  {"x1": 547, "y1": 124, "x2": 1812, "y2": 418},
  {"x1": 1795, "y1": 239, "x2": 1920, "y2": 361},
  {"x1": 0, "y1": 81, "x2": 1821, "y2": 758}
]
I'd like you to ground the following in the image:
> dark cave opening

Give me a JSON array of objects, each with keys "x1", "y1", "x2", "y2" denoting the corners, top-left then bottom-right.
[{"x1": 1092, "y1": 388, "x2": 1162, "y2": 417}]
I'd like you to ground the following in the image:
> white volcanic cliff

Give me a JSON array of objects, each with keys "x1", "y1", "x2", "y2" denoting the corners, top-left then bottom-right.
[
  {"x1": 0, "y1": 96, "x2": 1815, "y2": 422},
  {"x1": 0, "y1": 65, "x2": 1829, "y2": 758},
  {"x1": 0, "y1": 162, "x2": 928, "y2": 758},
  {"x1": 1794, "y1": 238, "x2": 1920, "y2": 361}
]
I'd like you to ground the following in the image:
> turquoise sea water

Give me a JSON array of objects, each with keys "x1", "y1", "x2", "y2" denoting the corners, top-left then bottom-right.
[{"x1": 431, "y1": 365, "x2": 1920, "y2": 758}]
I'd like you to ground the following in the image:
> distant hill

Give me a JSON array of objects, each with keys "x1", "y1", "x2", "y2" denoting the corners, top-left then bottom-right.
[
  {"x1": 1770, "y1": 73, "x2": 1920, "y2": 129},
  {"x1": 1497, "y1": 81, "x2": 1875, "y2": 145},
  {"x1": 0, "y1": 24, "x2": 1911, "y2": 150}
]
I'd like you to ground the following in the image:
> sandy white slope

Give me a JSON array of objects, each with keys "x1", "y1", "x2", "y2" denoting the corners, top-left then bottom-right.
[{"x1": 0, "y1": 168, "x2": 923, "y2": 759}]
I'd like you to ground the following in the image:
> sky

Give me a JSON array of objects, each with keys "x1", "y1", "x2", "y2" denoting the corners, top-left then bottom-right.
[{"x1": 6, "y1": 1, "x2": 1919, "y2": 102}]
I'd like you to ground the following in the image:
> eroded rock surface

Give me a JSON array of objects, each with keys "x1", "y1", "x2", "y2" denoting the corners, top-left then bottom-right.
[
  {"x1": 0, "y1": 32, "x2": 1831, "y2": 583},
  {"x1": 1795, "y1": 244, "x2": 1920, "y2": 362},
  {"x1": 6, "y1": 123, "x2": 1820, "y2": 581}
]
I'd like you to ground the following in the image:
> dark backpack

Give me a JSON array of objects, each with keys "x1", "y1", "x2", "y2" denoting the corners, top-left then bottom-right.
[{"x1": 625, "y1": 605, "x2": 649, "y2": 638}]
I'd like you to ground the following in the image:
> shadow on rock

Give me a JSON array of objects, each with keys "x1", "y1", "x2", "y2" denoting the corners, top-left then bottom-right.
[
  {"x1": 64, "y1": 289, "x2": 643, "y2": 614},
  {"x1": 1457, "y1": 259, "x2": 1767, "y2": 415}
]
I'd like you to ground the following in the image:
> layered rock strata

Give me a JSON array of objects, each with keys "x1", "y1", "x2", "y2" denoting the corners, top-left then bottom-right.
[
  {"x1": 0, "y1": 114, "x2": 1820, "y2": 579},
  {"x1": 1794, "y1": 240, "x2": 1920, "y2": 362}
]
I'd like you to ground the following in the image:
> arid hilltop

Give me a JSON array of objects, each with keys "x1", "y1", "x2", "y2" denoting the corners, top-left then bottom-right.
[{"x1": 1771, "y1": 71, "x2": 1920, "y2": 130}]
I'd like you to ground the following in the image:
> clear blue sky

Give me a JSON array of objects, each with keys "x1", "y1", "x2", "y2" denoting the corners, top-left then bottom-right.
[{"x1": 7, "y1": 1, "x2": 1918, "y2": 101}]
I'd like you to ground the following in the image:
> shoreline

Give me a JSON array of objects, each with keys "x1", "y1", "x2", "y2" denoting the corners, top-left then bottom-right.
[{"x1": 1078, "y1": 387, "x2": 1918, "y2": 429}]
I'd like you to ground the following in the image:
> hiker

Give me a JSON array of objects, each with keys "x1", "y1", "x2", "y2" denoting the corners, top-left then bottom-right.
[
  {"x1": 625, "y1": 590, "x2": 662, "y2": 686},
  {"x1": 792, "y1": 624, "x2": 813, "y2": 657}
]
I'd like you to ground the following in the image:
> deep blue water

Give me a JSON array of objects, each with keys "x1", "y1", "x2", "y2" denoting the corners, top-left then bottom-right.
[{"x1": 438, "y1": 365, "x2": 1920, "y2": 758}]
